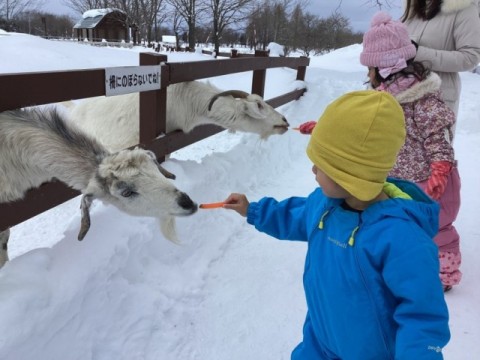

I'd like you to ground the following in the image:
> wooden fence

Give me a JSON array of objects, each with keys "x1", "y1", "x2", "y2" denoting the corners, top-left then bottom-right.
[{"x1": 0, "y1": 50, "x2": 310, "y2": 231}]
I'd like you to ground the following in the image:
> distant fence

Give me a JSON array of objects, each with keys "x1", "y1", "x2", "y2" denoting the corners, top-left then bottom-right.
[
  {"x1": 201, "y1": 49, "x2": 257, "y2": 58},
  {"x1": 0, "y1": 50, "x2": 310, "y2": 230},
  {"x1": 44, "y1": 36, "x2": 134, "y2": 48}
]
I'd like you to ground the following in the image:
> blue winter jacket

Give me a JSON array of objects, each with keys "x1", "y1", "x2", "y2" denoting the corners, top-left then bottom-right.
[{"x1": 246, "y1": 178, "x2": 450, "y2": 360}]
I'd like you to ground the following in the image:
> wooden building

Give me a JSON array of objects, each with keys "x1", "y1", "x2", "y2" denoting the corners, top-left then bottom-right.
[{"x1": 73, "y1": 8, "x2": 128, "y2": 43}]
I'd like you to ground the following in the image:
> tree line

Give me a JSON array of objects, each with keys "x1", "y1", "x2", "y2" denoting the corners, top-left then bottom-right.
[{"x1": 0, "y1": 0, "x2": 364, "y2": 56}]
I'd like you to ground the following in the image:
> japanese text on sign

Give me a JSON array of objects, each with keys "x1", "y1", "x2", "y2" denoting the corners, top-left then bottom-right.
[{"x1": 105, "y1": 65, "x2": 161, "y2": 96}]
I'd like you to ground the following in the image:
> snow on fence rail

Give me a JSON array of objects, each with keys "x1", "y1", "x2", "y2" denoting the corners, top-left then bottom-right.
[{"x1": 0, "y1": 50, "x2": 309, "y2": 230}]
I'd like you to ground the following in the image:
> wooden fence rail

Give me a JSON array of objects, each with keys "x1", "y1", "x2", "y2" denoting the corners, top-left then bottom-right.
[{"x1": 0, "y1": 50, "x2": 310, "y2": 231}]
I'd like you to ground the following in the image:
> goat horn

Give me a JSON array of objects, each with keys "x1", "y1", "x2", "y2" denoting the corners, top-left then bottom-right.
[
  {"x1": 78, "y1": 194, "x2": 93, "y2": 241},
  {"x1": 145, "y1": 150, "x2": 176, "y2": 179},
  {"x1": 208, "y1": 90, "x2": 250, "y2": 111},
  {"x1": 157, "y1": 164, "x2": 176, "y2": 180}
]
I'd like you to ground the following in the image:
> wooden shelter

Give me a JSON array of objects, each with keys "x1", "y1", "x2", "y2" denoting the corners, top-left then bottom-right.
[{"x1": 73, "y1": 8, "x2": 128, "y2": 42}]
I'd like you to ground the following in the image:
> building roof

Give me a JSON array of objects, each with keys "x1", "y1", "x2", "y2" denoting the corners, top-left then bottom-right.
[{"x1": 73, "y1": 8, "x2": 125, "y2": 29}]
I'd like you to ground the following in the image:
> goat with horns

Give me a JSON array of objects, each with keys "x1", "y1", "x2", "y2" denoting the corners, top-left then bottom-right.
[
  {"x1": 0, "y1": 108, "x2": 198, "y2": 268},
  {"x1": 65, "y1": 81, "x2": 290, "y2": 152}
]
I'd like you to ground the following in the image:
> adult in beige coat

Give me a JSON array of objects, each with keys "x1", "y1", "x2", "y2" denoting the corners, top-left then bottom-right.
[{"x1": 402, "y1": 0, "x2": 480, "y2": 119}]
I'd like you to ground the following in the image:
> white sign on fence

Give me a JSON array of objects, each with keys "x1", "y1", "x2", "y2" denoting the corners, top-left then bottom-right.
[{"x1": 105, "y1": 65, "x2": 161, "y2": 96}]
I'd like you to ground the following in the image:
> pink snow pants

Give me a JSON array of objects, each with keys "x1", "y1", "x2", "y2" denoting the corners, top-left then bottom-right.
[{"x1": 418, "y1": 166, "x2": 462, "y2": 287}]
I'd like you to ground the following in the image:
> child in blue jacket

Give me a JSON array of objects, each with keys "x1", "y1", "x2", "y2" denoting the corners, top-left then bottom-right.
[{"x1": 224, "y1": 90, "x2": 450, "y2": 359}]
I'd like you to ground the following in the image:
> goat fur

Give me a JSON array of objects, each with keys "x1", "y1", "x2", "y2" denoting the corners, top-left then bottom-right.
[
  {"x1": 0, "y1": 108, "x2": 198, "y2": 268},
  {"x1": 66, "y1": 81, "x2": 290, "y2": 152}
]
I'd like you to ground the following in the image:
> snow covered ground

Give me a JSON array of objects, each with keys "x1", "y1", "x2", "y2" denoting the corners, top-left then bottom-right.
[{"x1": 1, "y1": 33, "x2": 479, "y2": 359}]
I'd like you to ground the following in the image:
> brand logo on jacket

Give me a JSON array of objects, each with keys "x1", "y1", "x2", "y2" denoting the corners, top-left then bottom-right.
[{"x1": 327, "y1": 237, "x2": 347, "y2": 249}]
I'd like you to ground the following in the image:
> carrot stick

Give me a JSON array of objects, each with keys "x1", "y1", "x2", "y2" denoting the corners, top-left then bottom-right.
[
  {"x1": 292, "y1": 127, "x2": 300, "y2": 130},
  {"x1": 199, "y1": 201, "x2": 226, "y2": 209}
]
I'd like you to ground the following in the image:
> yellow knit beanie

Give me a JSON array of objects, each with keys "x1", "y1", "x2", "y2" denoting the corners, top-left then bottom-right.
[{"x1": 306, "y1": 90, "x2": 406, "y2": 201}]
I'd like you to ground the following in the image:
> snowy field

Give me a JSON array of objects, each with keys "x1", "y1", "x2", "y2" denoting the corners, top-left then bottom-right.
[{"x1": 1, "y1": 33, "x2": 479, "y2": 359}]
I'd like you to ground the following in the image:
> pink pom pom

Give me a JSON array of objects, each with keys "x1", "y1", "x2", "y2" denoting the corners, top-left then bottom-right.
[{"x1": 371, "y1": 11, "x2": 392, "y2": 27}]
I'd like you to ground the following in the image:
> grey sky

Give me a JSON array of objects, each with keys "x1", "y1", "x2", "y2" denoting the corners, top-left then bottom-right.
[
  {"x1": 307, "y1": 0, "x2": 404, "y2": 32},
  {"x1": 42, "y1": 0, "x2": 77, "y2": 17},
  {"x1": 42, "y1": 0, "x2": 405, "y2": 33}
]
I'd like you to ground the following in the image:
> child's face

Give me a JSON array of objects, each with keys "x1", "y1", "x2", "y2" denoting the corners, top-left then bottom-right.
[
  {"x1": 367, "y1": 67, "x2": 380, "y2": 88},
  {"x1": 312, "y1": 165, "x2": 350, "y2": 199}
]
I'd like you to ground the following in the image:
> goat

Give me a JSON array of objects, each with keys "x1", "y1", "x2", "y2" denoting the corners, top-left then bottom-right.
[
  {"x1": 0, "y1": 108, "x2": 198, "y2": 268},
  {"x1": 65, "y1": 81, "x2": 290, "y2": 152}
]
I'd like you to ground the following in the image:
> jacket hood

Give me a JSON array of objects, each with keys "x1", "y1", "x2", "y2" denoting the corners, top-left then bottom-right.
[
  {"x1": 365, "y1": 179, "x2": 439, "y2": 238},
  {"x1": 394, "y1": 72, "x2": 441, "y2": 103},
  {"x1": 441, "y1": 0, "x2": 475, "y2": 13},
  {"x1": 322, "y1": 178, "x2": 439, "y2": 240}
]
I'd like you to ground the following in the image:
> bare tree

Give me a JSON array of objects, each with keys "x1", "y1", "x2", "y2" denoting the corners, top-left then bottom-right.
[
  {"x1": 14, "y1": 11, "x2": 74, "y2": 37},
  {"x1": 245, "y1": 0, "x2": 307, "y2": 52},
  {"x1": 0, "y1": 0, "x2": 42, "y2": 23},
  {"x1": 246, "y1": 1, "x2": 270, "y2": 50},
  {"x1": 364, "y1": 0, "x2": 396, "y2": 9},
  {"x1": 167, "y1": 0, "x2": 206, "y2": 51},
  {"x1": 109, "y1": 0, "x2": 139, "y2": 43},
  {"x1": 170, "y1": 7, "x2": 185, "y2": 49},
  {"x1": 286, "y1": 2, "x2": 305, "y2": 54},
  {"x1": 63, "y1": 0, "x2": 109, "y2": 15},
  {"x1": 247, "y1": 0, "x2": 290, "y2": 51},
  {"x1": 296, "y1": 12, "x2": 318, "y2": 56},
  {"x1": 137, "y1": 0, "x2": 167, "y2": 44},
  {"x1": 271, "y1": 0, "x2": 290, "y2": 43},
  {"x1": 206, "y1": 0, "x2": 255, "y2": 54},
  {"x1": 323, "y1": 12, "x2": 349, "y2": 48},
  {"x1": 245, "y1": 3, "x2": 261, "y2": 49}
]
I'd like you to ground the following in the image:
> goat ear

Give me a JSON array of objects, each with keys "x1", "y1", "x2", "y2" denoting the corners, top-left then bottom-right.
[
  {"x1": 78, "y1": 194, "x2": 94, "y2": 241},
  {"x1": 159, "y1": 216, "x2": 179, "y2": 244},
  {"x1": 146, "y1": 150, "x2": 176, "y2": 179},
  {"x1": 244, "y1": 100, "x2": 266, "y2": 119}
]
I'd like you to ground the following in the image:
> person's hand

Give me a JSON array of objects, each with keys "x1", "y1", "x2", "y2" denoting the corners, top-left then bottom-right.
[
  {"x1": 298, "y1": 121, "x2": 317, "y2": 134},
  {"x1": 426, "y1": 161, "x2": 452, "y2": 200},
  {"x1": 223, "y1": 193, "x2": 250, "y2": 217}
]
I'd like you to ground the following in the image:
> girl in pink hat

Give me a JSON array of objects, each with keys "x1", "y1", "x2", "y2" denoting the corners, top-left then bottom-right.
[{"x1": 361, "y1": 11, "x2": 461, "y2": 292}]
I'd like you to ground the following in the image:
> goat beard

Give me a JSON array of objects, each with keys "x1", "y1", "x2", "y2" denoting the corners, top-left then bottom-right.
[{"x1": 159, "y1": 216, "x2": 179, "y2": 244}]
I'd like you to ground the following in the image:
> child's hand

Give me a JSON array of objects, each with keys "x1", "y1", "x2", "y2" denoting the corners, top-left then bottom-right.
[
  {"x1": 426, "y1": 161, "x2": 452, "y2": 200},
  {"x1": 223, "y1": 193, "x2": 250, "y2": 217},
  {"x1": 298, "y1": 121, "x2": 317, "y2": 134}
]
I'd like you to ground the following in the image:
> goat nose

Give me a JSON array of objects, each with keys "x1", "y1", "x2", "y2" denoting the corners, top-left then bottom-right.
[
  {"x1": 178, "y1": 192, "x2": 197, "y2": 211},
  {"x1": 283, "y1": 117, "x2": 290, "y2": 126}
]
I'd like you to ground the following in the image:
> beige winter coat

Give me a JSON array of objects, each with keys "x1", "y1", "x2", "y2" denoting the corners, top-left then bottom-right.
[{"x1": 404, "y1": 0, "x2": 480, "y2": 117}]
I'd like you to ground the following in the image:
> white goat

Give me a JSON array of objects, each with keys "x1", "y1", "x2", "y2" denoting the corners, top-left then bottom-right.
[
  {"x1": 66, "y1": 81, "x2": 290, "y2": 152},
  {"x1": 0, "y1": 108, "x2": 198, "y2": 268}
]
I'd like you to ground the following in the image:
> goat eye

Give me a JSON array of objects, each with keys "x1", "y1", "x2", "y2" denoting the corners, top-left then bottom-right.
[
  {"x1": 257, "y1": 102, "x2": 264, "y2": 110},
  {"x1": 121, "y1": 189, "x2": 135, "y2": 198}
]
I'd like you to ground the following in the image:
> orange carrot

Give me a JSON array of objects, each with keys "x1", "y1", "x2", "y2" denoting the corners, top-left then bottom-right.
[
  {"x1": 292, "y1": 127, "x2": 300, "y2": 131},
  {"x1": 199, "y1": 201, "x2": 226, "y2": 209}
]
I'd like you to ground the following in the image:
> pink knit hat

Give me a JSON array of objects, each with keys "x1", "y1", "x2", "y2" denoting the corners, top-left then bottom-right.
[{"x1": 360, "y1": 12, "x2": 417, "y2": 78}]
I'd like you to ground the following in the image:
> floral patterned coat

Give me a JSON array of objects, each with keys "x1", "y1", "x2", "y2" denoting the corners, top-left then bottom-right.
[{"x1": 388, "y1": 73, "x2": 455, "y2": 182}]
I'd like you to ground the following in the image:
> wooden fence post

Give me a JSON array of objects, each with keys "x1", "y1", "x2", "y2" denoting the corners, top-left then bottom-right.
[
  {"x1": 139, "y1": 53, "x2": 168, "y2": 162},
  {"x1": 251, "y1": 50, "x2": 269, "y2": 97},
  {"x1": 296, "y1": 55, "x2": 308, "y2": 81}
]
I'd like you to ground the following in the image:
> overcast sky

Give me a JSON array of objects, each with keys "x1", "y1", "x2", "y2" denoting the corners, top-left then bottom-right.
[
  {"x1": 42, "y1": 0, "x2": 404, "y2": 33},
  {"x1": 41, "y1": 0, "x2": 77, "y2": 17},
  {"x1": 307, "y1": 0, "x2": 404, "y2": 31}
]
